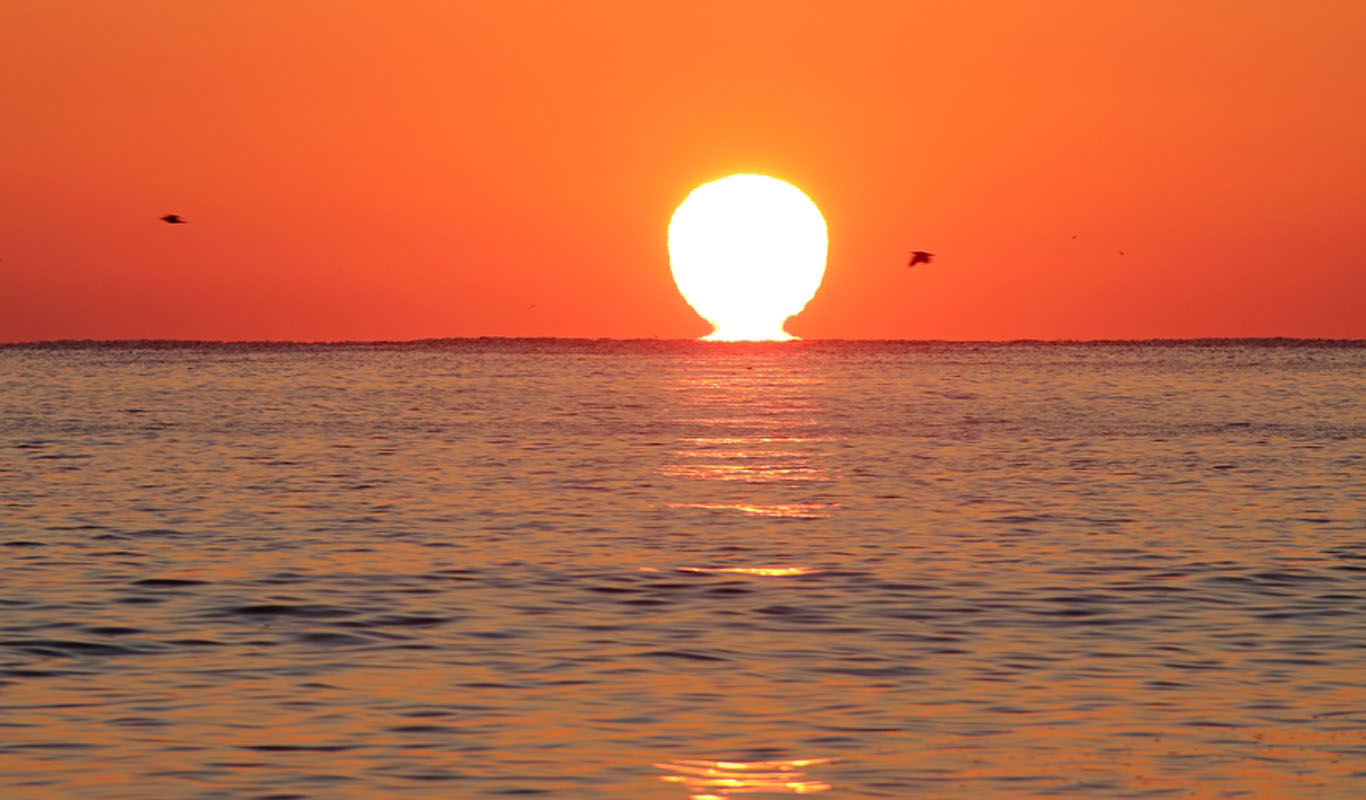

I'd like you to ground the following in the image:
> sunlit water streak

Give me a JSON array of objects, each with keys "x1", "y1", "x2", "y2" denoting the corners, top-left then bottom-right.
[
  {"x1": 656, "y1": 757, "x2": 832, "y2": 798},
  {"x1": 1, "y1": 339, "x2": 1364, "y2": 799},
  {"x1": 675, "y1": 566, "x2": 823, "y2": 577},
  {"x1": 666, "y1": 503, "x2": 840, "y2": 520}
]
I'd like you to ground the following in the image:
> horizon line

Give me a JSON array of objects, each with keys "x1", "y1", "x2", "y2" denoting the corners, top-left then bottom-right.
[{"x1": 4, "y1": 336, "x2": 1365, "y2": 347}]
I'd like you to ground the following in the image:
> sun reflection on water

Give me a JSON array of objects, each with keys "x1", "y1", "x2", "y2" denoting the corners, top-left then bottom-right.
[
  {"x1": 653, "y1": 358, "x2": 840, "y2": 793},
  {"x1": 676, "y1": 565, "x2": 822, "y2": 577},
  {"x1": 667, "y1": 502, "x2": 840, "y2": 519},
  {"x1": 656, "y1": 758, "x2": 833, "y2": 798},
  {"x1": 660, "y1": 462, "x2": 830, "y2": 483}
]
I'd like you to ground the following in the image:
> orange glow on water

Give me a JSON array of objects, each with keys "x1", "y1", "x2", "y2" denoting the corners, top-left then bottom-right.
[
  {"x1": 676, "y1": 565, "x2": 822, "y2": 577},
  {"x1": 667, "y1": 502, "x2": 839, "y2": 519},
  {"x1": 660, "y1": 462, "x2": 829, "y2": 483},
  {"x1": 656, "y1": 758, "x2": 832, "y2": 798},
  {"x1": 3, "y1": 345, "x2": 1366, "y2": 797}
]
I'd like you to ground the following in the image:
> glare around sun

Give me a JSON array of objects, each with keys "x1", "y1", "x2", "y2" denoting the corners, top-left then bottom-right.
[{"x1": 667, "y1": 174, "x2": 827, "y2": 341}]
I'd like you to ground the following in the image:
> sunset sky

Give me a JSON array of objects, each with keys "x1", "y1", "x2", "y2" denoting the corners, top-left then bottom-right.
[{"x1": 3, "y1": 0, "x2": 1363, "y2": 341}]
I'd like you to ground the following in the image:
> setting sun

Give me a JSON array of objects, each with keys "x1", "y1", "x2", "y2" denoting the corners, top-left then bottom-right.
[{"x1": 668, "y1": 174, "x2": 828, "y2": 341}]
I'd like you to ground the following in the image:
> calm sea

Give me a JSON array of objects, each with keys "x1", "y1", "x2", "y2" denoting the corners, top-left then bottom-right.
[{"x1": 2, "y1": 340, "x2": 1364, "y2": 799}]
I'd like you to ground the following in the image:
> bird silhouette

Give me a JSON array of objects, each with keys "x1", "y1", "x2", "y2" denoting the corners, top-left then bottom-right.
[
  {"x1": 160, "y1": 214, "x2": 187, "y2": 224},
  {"x1": 907, "y1": 251, "x2": 934, "y2": 267}
]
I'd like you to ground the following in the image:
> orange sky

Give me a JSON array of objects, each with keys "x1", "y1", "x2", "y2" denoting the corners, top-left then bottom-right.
[{"x1": 2, "y1": 0, "x2": 1363, "y2": 341}]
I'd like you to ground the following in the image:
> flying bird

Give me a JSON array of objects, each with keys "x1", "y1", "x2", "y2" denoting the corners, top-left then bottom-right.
[
  {"x1": 907, "y1": 251, "x2": 934, "y2": 267},
  {"x1": 160, "y1": 214, "x2": 187, "y2": 224}
]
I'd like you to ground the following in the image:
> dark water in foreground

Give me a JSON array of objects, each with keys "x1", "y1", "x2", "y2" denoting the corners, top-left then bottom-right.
[{"x1": 2, "y1": 340, "x2": 1364, "y2": 799}]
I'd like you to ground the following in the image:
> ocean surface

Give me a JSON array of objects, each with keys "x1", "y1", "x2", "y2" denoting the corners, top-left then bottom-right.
[{"x1": 2, "y1": 339, "x2": 1364, "y2": 799}]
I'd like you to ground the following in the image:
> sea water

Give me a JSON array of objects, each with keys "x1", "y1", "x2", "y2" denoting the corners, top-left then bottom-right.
[{"x1": 1, "y1": 340, "x2": 1364, "y2": 799}]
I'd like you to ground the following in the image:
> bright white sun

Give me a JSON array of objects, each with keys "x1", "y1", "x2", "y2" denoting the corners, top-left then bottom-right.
[{"x1": 668, "y1": 174, "x2": 827, "y2": 341}]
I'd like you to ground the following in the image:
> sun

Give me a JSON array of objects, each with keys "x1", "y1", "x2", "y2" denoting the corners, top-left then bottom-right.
[{"x1": 668, "y1": 174, "x2": 828, "y2": 341}]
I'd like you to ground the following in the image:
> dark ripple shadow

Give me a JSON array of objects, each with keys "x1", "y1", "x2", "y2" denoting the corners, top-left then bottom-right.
[
  {"x1": 0, "y1": 639, "x2": 158, "y2": 657},
  {"x1": 219, "y1": 604, "x2": 359, "y2": 619}
]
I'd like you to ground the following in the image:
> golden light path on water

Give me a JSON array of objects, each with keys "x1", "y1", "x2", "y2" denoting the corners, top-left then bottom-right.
[
  {"x1": 640, "y1": 565, "x2": 824, "y2": 577},
  {"x1": 653, "y1": 358, "x2": 837, "y2": 581},
  {"x1": 649, "y1": 352, "x2": 840, "y2": 793},
  {"x1": 655, "y1": 758, "x2": 833, "y2": 798},
  {"x1": 677, "y1": 566, "x2": 823, "y2": 577},
  {"x1": 662, "y1": 437, "x2": 833, "y2": 484},
  {"x1": 666, "y1": 502, "x2": 840, "y2": 520}
]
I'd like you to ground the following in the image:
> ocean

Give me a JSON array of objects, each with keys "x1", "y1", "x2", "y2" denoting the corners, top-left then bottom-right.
[{"x1": 1, "y1": 340, "x2": 1364, "y2": 799}]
